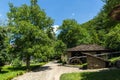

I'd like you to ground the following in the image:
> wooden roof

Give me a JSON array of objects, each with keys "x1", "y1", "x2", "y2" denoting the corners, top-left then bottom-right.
[{"x1": 67, "y1": 44, "x2": 110, "y2": 52}]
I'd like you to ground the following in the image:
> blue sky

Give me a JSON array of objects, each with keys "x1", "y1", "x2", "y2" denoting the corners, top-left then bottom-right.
[{"x1": 0, "y1": 0, "x2": 104, "y2": 25}]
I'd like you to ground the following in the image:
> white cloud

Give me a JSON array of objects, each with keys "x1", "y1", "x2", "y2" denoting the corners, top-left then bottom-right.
[
  {"x1": 0, "y1": 14, "x2": 2, "y2": 17},
  {"x1": 72, "y1": 13, "x2": 75, "y2": 16},
  {"x1": 52, "y1": 25, "x2": 59, "y2": 33}
]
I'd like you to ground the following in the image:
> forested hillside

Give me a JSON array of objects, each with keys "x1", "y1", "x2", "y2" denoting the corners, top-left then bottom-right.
[{"x1": 58, "y1": 0, "x2": 120, "y2": 51}]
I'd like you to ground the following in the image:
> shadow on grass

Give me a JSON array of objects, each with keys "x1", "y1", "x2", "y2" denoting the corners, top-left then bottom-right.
[
  {"x1": 6, "y1": 64, "x2": 45, "y2": 71},
  {"x1": 3, "y1": 63, "x2": 50, "y2": 72},
  {"x1": 80, "y1": 69, "x2": 120, "y2": 80},
  {"x1": 0, "y1": 70, "x2": 8, "y2": 73},
  {"x1": 7, "y1": 66, "x2": 27, "y2": 71}
]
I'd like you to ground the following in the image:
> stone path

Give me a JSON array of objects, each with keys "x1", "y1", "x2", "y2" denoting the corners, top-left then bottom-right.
[{"x1": 12, "y1": 61, "x2": 108, "y2": 80}]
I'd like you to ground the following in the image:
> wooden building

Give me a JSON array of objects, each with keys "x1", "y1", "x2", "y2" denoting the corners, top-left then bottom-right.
[
  {"x1": 65, "y1": 44, "x2": 112, "y2": 69},
  {"x1": 84, "y1": 53, "x2": 109, "y2": 69}
]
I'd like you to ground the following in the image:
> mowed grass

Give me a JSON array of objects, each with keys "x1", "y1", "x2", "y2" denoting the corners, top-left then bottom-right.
[
  {"x1": 0, "y1": 65, "x2": 26, "y2": 80},
  {"x1": 0, "y1": 62, "x2": 46, "y2": 80},
  {"x1": 60, "y1": 69, "x2": 120, "y2": 80}
]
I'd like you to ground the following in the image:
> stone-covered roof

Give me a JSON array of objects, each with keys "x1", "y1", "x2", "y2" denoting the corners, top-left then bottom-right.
[{"x1": 67, "y1": 44, "x2": 110, "y2": 52}]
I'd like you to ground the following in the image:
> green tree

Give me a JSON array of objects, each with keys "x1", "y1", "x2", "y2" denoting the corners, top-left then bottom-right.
[
  {"x1": 81, "y1": 0, "x2": 120, "y2": 46},
  {"x1": 7, "y1": 0, "x2": 54, "y2": 69},
  {"x1": 7, "y1": 1, "x2": 53, "y2": 30},
  {"x1": 0, "y1": 27, "x2": 7, "y2": 71},
  {"x1": 54, "y1": 40, "x2": 66, "y2": 59},
  {"x1": 58, "y1": 19, "x2": 92, "y2": 48},
  {"x1": 106, "y1": 24, "x2": 120, "y2": 51},
  {"x1": 94, "y1": 0, "x2": 120, "y2": 31},
  {"x1": 102, "y1": 0, "x2": 120, "y2": 14},
  {"x1": 81, "y1": 19, "x2": 101, "y2": 44}
]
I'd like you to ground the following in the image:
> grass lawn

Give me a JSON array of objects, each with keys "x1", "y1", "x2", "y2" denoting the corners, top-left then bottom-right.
[
  {"x1": 0, "y1": 62, "x2": 46, "y2": 80},
  {"x1": 60, "y1": 69, "x2": 120, "y2": 80}
]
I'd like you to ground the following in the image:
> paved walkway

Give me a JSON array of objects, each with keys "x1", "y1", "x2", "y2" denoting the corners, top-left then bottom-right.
[{"x1": 12, "y1": 61, "x2": 108, "y2": 80}]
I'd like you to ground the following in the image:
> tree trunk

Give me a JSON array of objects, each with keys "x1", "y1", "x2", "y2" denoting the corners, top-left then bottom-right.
[{"x1": 26, "y1": 55, "x2": 30, "y2": 70}]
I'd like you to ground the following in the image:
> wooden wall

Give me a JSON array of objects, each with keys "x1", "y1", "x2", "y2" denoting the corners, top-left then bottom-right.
[{"x1": 86, "y1": 54, "x2": 107, "y2": 69}]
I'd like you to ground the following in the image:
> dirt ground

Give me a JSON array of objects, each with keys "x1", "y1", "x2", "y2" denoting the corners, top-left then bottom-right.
[{"x1": 12, "y1": 61, "x2": 108, "y2": 80}]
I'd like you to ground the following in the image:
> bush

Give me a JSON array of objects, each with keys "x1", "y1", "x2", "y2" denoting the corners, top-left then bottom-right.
[
  {"x1": 17, "y1": 72, "x2": 24, "y2": 75},
  {"x1": 109, "y1": 56, "x2": 120, "y2": 67},
  {"x1": 81, "y1": 63, "x2": 87, "y2": 69},
  {"x1": 0, "y1": 54, "x2": 5, "y2": 72},
  {"x1": 6, "y1": 76, "x2": 14, "y2": 80},
  {"x1": 0, "y1": 50, "x2": 9, "y2": 72},
  {"x1": 11, "y1": 58, "x2": 22, "y2": 68}
]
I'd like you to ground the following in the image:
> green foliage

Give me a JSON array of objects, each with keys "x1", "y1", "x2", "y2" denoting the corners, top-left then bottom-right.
[
  {"x1": 102, "y1": 0, "x2": 120, "y2": 14},
  {"x1": 11, "y1": 58, "x2": 22, "y2": 68},
  {"x1": 7, "y1": 1, "x2": 53, "y2": 30},
  {"x1": 0, "y1": 50, "x2": 9, "y2": 71},
  {"x1": 106, "y1": 24, "x2": 120, "y2": 50},
  {"x1": 8, "y1": 20, "x2": 52, "y2": 68},
  {"x1": 81, "y1": 0, "x2": 120, "y2": 47},
  {"x1": 81, "y1": 20, "x2": 102, "y2": 44},
  {"x1": 58, "y1": 19, "x2": 92, "y2": 48},
  {"x1": 54, "y1": 40, "x2": 66, "y2": 59},
  {"x1": 60, "y1": 69, "x2": 120, "y2": 80},
  {"x1": 7, "y1": 0, "x2": 54, "y2": 69},
  {"x1": 0, "y1": 27, "x2": 8, "y2": 71},
  {"x1": 109, "y1": 56, "x2": 120, "y2": 65},
  {"x1": 80, "y1": 63, "x2": 87, "y2": 69}
]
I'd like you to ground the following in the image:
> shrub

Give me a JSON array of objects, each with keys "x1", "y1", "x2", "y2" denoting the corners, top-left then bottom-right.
[
  {"x1": 11, "y1": 58, "x2": 22, "y2": 68},
  {"x1": 109, "y1": 57, "x2": 120, "y2": 67},
  {"x1": 6, "y1": 76, "x2": 14, "y2": 80},
  {"x1": 79, "y1": 63, "x2": 87, "y2": 69},
  {"x1": 0, "y1": 50, "x2": 9, "y2": 72},
  {"x1": 0, "y1": 54, "x2": 5, "y2": 72}
]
